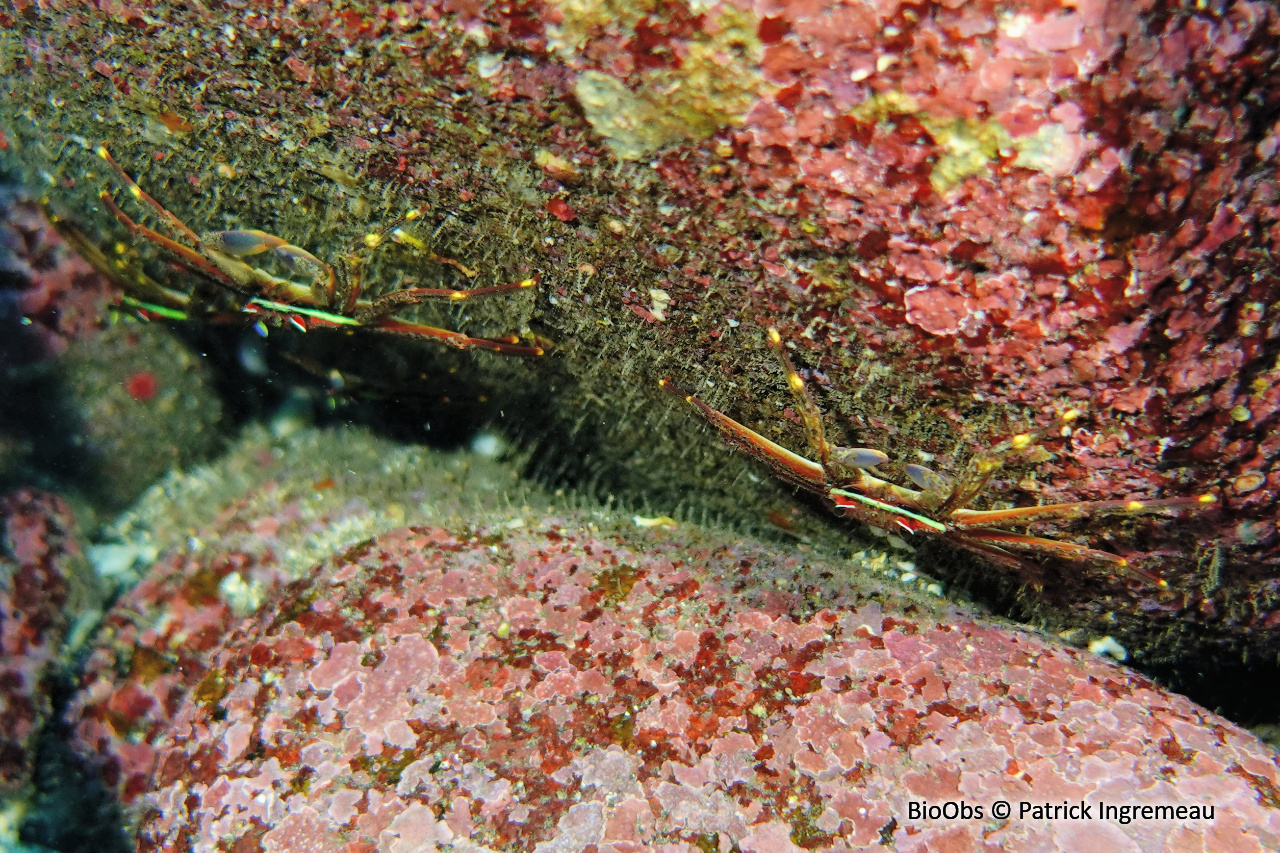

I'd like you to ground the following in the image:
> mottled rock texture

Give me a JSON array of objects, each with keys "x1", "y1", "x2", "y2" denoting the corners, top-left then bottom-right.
[
  {"x1": 132, "y1": 521, "x2": 1280, "y2": 853},
  {"x1": 28, "y1": 425, "x2": 1271, "y2": 853},
  {"x1": 0, "y1": 489, "x2": 93, "y2": 793}
]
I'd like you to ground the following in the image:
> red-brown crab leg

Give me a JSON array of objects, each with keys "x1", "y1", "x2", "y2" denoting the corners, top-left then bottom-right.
[
  {"x1": 373, "y1": 318, "x2": 544, "y2": 356},
  {"x1": 96, "y1": 146, "x2": 200, "y2": 242},
  {"x1": 384, "y1": 225, "x2": 477, "y2": 277},
  {"x1": 956, "y1": 529, "x2": 1133, "y2": 566},
  {"x1": 944, "y1": 530, "x2": 1169, "y2": 584},
  {"x1": 356, "y1": 278, "x2": 537, "y2": 321},
  {"x1": 950, "y1": 493, "x2": 1216, "y2": 527},
  {"x1": 952, "y1": 530, "x2": 1174, "y2": 586},
  {"x1": 341, "y1": 210, "x2": 473, "y2": 312},
  {"x1": 98, "y1": 190, "x2": 244, "y2": 291},
  {"x1": 659, "y1": 377, "x2": 830, "y2": 494}
]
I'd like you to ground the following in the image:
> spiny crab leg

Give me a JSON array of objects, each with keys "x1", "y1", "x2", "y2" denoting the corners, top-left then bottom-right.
[
  {"x1": 98, "y1": 189, "x2": 245, "y2": 292},
  {"x1": 96, "y1": 146, "x2": 199, "y2": 242},
  {"x1": 356, "y1": 278, "x2": 537, "y2": 322},
  {"x1": 946, "y1": 530, "x2": 1174, "y2": 588},
  {"x1": 374, "y1": 318, "x2": 544, "y2": 356},
  {"x1": 384, "y1": 225, "x2": 477, "y2": 277},
  {"x1": 658, "y1": 377, "x2": 829, "y2": 493},
  {"x1": 950, "y1": 494, "x2": 1217, "y2": 527},
  {"x1": 340, "y1": 213, "x2": 485, "y2": 313}
]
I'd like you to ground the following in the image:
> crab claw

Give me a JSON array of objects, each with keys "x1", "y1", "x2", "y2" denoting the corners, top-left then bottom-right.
[
  {"x1": 202, "y1": 229, "x2": 288, "y2": 258},
  {"x1": 204, "y1": 231, "x2": 336, "y2": 303},
  {"x1": 833, "y1": 447, "x2": 889, "y2": 469},
  {"x1": 904, "y1": 463, "x2": 952, "y2": 494}
]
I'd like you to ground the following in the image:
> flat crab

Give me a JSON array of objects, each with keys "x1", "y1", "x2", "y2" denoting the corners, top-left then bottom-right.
[
  {"x1": 662, "y1": 329, "x2": 1215, "y2": 587},
  {"x1": 95, "y1": 146, "x2": 543, "y2": 356}
]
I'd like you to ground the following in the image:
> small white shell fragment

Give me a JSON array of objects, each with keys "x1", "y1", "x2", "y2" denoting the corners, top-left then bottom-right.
[
  {"x1": 475, "y1": 53, "x2": 504, "y2": 78},
  {"x1": 648, "y1": 287, "x2": 671, "y2": 322},
  {"x1": 220, "y1": 572, "x2": 265, "y2": 617},
  {"x1": 1088, "y1": 635, "x2": 1128, "y2": 662}
]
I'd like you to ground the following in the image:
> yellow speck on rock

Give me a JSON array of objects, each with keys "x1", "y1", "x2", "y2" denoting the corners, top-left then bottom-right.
[
  {"x1": 633, "y1": 515, "x2": 677, "y2": 529},
  {"x1": 919, "y1": 114, "x2": 1012, "y2": 193}
]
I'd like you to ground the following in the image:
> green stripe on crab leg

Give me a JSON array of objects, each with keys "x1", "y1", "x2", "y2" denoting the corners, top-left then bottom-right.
[
  {"x1": 245, "y1": 298, "x2": 363, "y2": 327},
  {"x1": 829, "y1": 488, "x2": 948, "y2": 534},
  {"x1": 118, "y1": 295, "x2": 190, "y2": 322}
]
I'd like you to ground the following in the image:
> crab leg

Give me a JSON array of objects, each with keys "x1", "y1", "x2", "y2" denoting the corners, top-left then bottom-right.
[
  {"x1": 954, "y1": 530, "x2": 1170, "y2": 586},
  {"x1": 387, "y1": 226, "x2": 477, "y2": 277},
  {"x1": 357, "y1": 278, "x2": 537, "y2": 321},
  {"x1": 764, "y1": 328, "x2": 837, "y2": 473},
  {"x1": 373, "y1": 318, "x2": 544, "y2": 356},
  {"x1": 98, "y1": 190, "x2": 245, "y2": 291},
  {"x1": 931, "y1": 412, "x2": 1083, "y2": 515},
  {"x1": 950, "y1": 493, "x2": 1216, "y2": 526},
  {"x1": 960, "y1": 529, "x2": 1131, "y2": 565},
  {"x1": 96, "y1": 146, "x2": 200, "y2": 243},
  {"x1": 339, "y1": 210, "x2": 442, "y2": 311},
  {"x1": 42, "y1": 203, "x2": 192, "y2": 312},
  {"x1": 659, "y1": 378, "x2": 830, "y2": 493}
]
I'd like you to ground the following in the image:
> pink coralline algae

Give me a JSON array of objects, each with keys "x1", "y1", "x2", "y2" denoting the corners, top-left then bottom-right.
[
  {"x1": 71, "y1": 533, "x2": 283, "y2": 804},
  {"x1": 0, "y1": 196, "x2": 115, "y2": 366},
  {"x1": 0, "y1": 489, "x2": 86, "y2": 792},
  {"x1": 70, "y1": 438, "x2": 382, "y2": 804},
  {"x1": 133, "y1": 523, "x2": 1280, "y2": 853}
]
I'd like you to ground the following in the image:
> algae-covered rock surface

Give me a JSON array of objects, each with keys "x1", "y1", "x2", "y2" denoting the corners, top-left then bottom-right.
[
  {"x1": 3, "y1": 0, "x2": 1280, "y2": 784},
  {"x1": 14, "y1": 424, "x2": 1280, "y2": 853}
]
